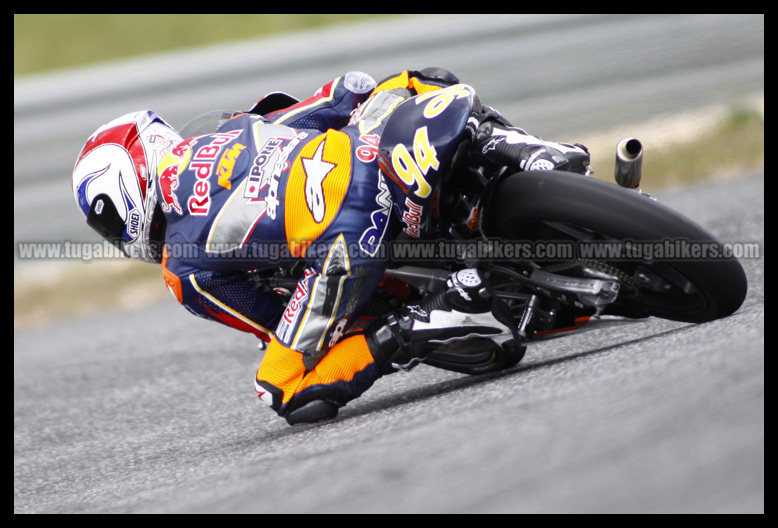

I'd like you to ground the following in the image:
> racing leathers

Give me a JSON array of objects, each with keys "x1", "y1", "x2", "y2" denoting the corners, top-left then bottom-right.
[{"x1": 156, "y1": 68, "x2": 590, "y2": 424}]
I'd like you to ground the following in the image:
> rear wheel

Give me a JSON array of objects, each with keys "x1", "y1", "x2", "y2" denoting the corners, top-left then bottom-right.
[{"x1": 480, "y1": 171, "x2": 747, "y2": 323}]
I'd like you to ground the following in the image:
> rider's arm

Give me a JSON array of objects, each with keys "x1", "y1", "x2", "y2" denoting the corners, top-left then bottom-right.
[
  {"x1": 258, "y1": 71, "x2": 377, "y2": 131},
  {"x1": 252, "y1": 68, "x2": 459, "y2": 132},
  {"x1": 373, "y1": 67, "x2": 461, "y2": 95}
]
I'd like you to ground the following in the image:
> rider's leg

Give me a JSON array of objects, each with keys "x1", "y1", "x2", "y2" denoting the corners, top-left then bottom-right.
[
  {"x1": 464, "y1": 103, "x2": 592, "y2": 178},
  {"x1": 256, "y1": 268, "x2": 524, "y2": 425},
  {"x1": 365, "y1": 268, "x2": 523, "y2": 373},
  {"x1": 255, "y1": 332, "x2": 382, "y2": 425}
]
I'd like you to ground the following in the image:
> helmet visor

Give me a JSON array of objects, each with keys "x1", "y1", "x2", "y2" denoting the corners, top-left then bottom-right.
[{"x1": 86, "y1": 193, "x2": 128, "y2": 254}]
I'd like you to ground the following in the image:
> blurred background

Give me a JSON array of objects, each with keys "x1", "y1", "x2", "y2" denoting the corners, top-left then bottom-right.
[{"x1": 14, "y1": 15, "x2": 398, "y2": 76}]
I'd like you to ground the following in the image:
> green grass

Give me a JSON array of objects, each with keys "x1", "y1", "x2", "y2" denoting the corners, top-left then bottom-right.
[
  {"x1": 14, "y1": 14, "x2": 397, "y2": 76},
  {"x1": 640, "y1": 107, "x2": 764, "y2": 189},
  {"x1": 14, "y1": 259, "x2": 164, "y2": 330}
]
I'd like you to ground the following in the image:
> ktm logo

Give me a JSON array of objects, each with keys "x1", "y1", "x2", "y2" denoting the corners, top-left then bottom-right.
[{"x1": 216, "y1": 143, "x2": 247, "y2": 190}]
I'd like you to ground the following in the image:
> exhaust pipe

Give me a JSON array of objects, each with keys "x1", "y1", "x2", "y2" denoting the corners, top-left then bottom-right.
[{"x1": 614, "y1": 138, "x2": 643, "y2": 189}]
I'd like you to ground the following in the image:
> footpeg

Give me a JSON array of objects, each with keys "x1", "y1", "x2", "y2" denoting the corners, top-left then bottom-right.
[{"x1": 519, "y1": 267, "x2": 621, "y2": 311}]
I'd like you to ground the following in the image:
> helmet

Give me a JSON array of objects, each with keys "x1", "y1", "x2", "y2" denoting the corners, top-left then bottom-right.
[{"x1": 72, "y1": 110, "x2": 183, "y2": 263}]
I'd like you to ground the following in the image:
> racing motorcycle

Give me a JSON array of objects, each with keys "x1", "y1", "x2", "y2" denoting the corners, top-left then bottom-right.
[
  {"x1": 187, "y1": 84, "x2": 749, "y2": 376},
  {"x1": 371, "y1": 142, "x2": 749, "y2": 374},
  {"x1": 360, "y1": 86, "x2": 747, "y2": 374}
]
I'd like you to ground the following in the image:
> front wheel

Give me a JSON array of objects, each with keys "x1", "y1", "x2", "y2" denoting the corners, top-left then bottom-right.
[{"x1": 480, "y1": 171, "x2": 748, "y2": 323}]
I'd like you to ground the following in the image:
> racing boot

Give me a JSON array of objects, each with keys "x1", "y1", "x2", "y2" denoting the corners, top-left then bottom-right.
[
  {"x1": 285, "y1": 400, "x2": 340, "y2": 426},
  {"x1": 465, "y1": 106, "x2": 591, "y2": 179},
  {"x1": 366, "y1": 269, "x2": 524, "y2": 374}
]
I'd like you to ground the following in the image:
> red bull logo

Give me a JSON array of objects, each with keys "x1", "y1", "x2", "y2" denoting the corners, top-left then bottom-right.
[
  {"x1": 276, "y1": 268, "x2": 316, "y2": 343},
  {"x1": 401, "y1": 197, "x2": 423, "y2": 238},
  {"x1": 156, "y1": 141, "x2": 194, "y2": 216},
  {"x1": 157, "y1": 132, "x2": 243, "y2": 217},
  {"x1": 158, "y1": 163, "x2": 182, "y2": 215},
  {"x1": 187, "y1": 130, "x2": 242, "y2": 216},
  {"x1": 171, "y1": 137, "x2": 198, "y2": 158}
]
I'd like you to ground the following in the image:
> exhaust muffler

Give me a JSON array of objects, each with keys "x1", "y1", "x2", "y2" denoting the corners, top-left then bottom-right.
[{"x1": 614, "y1": 138, "x2": 643, "y2": 189}]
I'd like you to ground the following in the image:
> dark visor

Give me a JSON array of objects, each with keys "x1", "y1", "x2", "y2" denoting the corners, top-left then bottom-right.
[{"x1": 86, "y1": 193, "x2": 127, "y2": 254}]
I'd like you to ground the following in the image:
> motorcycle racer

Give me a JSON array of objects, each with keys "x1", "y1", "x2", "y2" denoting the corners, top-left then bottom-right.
[{"x1": 72, "y1": 68, "x2": 590, "y2": 425}]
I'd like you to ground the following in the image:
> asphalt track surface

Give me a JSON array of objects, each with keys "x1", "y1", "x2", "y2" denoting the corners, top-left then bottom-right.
[{"x1": 15, "y1": 15, "x2": 763, "y2": 513}]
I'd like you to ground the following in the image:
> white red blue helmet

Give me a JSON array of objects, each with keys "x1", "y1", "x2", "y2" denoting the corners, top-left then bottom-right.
[{"x1": 72, "y1": 110, "x2": 182, "y2": 263}]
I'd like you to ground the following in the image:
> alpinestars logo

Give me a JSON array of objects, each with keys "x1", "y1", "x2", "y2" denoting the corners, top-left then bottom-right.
[{"x1": 302, "y1": 140, "x2": 336, "y2": 223}]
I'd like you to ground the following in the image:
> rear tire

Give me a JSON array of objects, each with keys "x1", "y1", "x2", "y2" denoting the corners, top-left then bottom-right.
[{"x1": 480, "y1": 171, "x2": 747, "y2": 323}]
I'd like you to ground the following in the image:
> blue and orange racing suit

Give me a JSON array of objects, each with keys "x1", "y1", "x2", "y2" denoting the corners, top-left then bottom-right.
[{"x1": 156, "y1": 70, "x2": 467, "y2": 418}]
